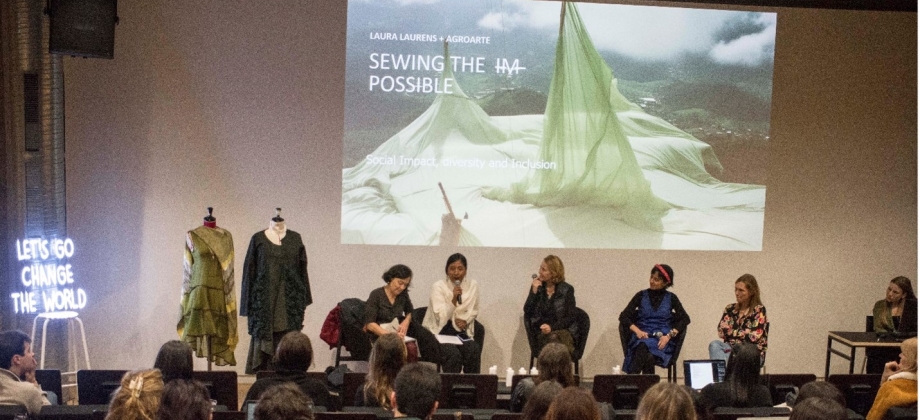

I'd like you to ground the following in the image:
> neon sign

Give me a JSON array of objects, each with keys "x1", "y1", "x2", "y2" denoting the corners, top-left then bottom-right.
[{"x1": 12, "y1": 237, "x2": 87, "y2": 314}]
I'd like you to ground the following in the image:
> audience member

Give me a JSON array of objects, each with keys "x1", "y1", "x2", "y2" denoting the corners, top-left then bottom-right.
[
  {"x1": 619, "y1": 264, "x2": 690, "y2": 374},
  {"x1": 708, "y1": 274, "x2": 768, "y2": 364},
  {"x1": 254, "y1": 383, "x2": 314, "y2": 420},
  {"x1": 866, "y1": 336, "x2": 918, "y2": 420},
  {"x1": 521, "y1": 381, "x2": 563, "y2": 420},
  {"x1": 153, "y1": 340, "x2": 193, "y2": 383},
  {"x1": 868, "y1": 276, "x2": 918, "y2": 373},
  {"x1": 635, "y1": 382, "x2": 698, "y2": 420},
  {"x1": 243, "y1": 331, "x2": 330, "y2": 409},
  {"x1": 789, "y1": 397, "x2": 847, "y2": 420},
  {"x1": 391, "y1": 363, "x2": 441, "y2": 419},
  {"x1": 105, "y1": 369, "x2": 164, "y2": 420},
  {"x1": 792, "y1": 381, "x2": 845, "y2": 409},
  {"x1": 156, "y1": 379, "x2": 211, "y2": 420},
  {"x1": 356, "y1": 332, "x2": 407, "y2": 408},
  {"x1": 699, "y1": 343, "x2": 771, "y2": 410},
  {"x1": 544, "y1": 387, "x2": 600, "y2": 420},
  {"x1": 510, "y1": 343, "x2": 576, "y2": 412},
  {"x1": 0, "y1": 330, "x2": 52, "y2": 415}
]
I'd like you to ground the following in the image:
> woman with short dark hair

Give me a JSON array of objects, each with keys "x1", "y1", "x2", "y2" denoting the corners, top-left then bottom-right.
[
  {"x1": 242, "y1": 331, "x2": 329, "y2": 409},
  {"x1": 153, "y1": 340, "x2": 193, "y2": 383},
  {"x1": 365, "y1": 264, "x2": 415, "y2": 340},
  {"x1": 156, "y1": 379, "x2": 211, "y2": 420},
  {"x1": 619, "y1": 264, "x2": 690, "y2": 374}
]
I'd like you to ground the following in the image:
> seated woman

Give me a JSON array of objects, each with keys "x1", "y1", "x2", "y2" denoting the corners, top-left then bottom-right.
[
  {"x1": 422, "y1": 253, "x2": 481, "y2": 373},
  {"x1": 635, "y1": 382, "x2": 698, "y2": 420},
  {"x1": 510, "y1": 343, "x2": 576, "y2": 412},
  {"x1": 866, "y1": 337, "x2": 918, "y2": 420},
  {"x1": 365, "y1": 264, "x2": 415, "y2": 341},
  {"x1": 157, "y1": 379, "x2": 212, "y2": 420},
  {"x1": 868, "y1": 276, "x2": 917, "y2": 373},
  {"x1": 698, "y1": 343, "x2": 772, "y2": 411},
  {"x1": 618, "y1": 264, "x2": 690, "y2": 374},
  {"x1": 355, "y1": 333, "x2": 407, "y2": 408},
  {"x1": 524, "y1": 255, "x2": 576, "y2": 355},
  {"x1": 708, "y1": 274, "x2": 768, "y2": 364},
  {"x1": 153, "y1": 340, "x2": 193, "y2": 383},
  {"x1": 105, "y1": 369, "x2": 164, "y2": 420},
  {"x1": 243, "y1": 331, "x2": 330, "y2": 410}
]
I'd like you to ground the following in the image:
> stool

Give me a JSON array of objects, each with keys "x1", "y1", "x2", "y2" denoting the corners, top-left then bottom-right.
[{"x1": 31, "y1": 311, "x2": 91, "y2": 388}]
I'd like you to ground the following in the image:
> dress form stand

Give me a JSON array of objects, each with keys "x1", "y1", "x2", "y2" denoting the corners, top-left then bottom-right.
[
  {"x1": 180, "y1": 206, "x2": 239, "y2": 370},
  {"x1": 203, "y1": 207, "x2": 217, "y2": 371},
  {"x1": 267, "y1": 208, "x2": 286, "y2": 245}
]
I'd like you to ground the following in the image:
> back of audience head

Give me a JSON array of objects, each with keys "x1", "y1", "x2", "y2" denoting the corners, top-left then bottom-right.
[
  {"x1": 521, "y1": 381, "x2": 563, "y2": 420},
  {"x1": 790, "y1": 397, "x2": 847, "y2": 420},
  {"x1": 636, "y1": 382, "x2": 698, "y2": 420},
  {"x1": 794, "y1": 381, "x2": 845, "y2": 409},
  {"x1": 898, "y1": 337, "x2": 918, "y2": 373},
  {"x1": 273, "y1": 331, "x2": 314, "y2": 372},
  {"x1": 536, "y1": 343, "x2": 575, "y2": 388},
  {"x1": 544, "y1": 387, "x2": 599, "y2": 420},
  {"x1": 105, "y1": 369, "x2": 164, "y2": 420},
  {"x1": 724, "y1": 342, "x2": 762, "y2": 406},
  {"x1": 154, "y1": 340, "x2": 193, "y2": 383},
  {"x1": 392, "y1": 363, "x2": 441, "y2": 419},
  {"x1": 365, "y1": 333, "x2": 407, "y2": 409},
  {"x1": 254, "y1": 383, "x2": 314, "y2": 420},
  {"x1": 156, "y1": 379, "x2": 211, "y2": 420}
]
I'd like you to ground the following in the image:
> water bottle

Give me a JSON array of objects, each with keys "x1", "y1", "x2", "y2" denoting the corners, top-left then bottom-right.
[
  {"x1": 612, "y1": 365, "x2": 622, "y2": 375},
  {"x1": 505, "y1": 367, "x2": 514, "y2": 387},
  {"x1": 488, "y1": 365, "x2": 497, "y2": 375},
  {"x1": 518, "y1": 367, "x2": 527, "y2": 375},
  {"x1": 530, "y1": 366, "x2": 539, "y2": 375}
]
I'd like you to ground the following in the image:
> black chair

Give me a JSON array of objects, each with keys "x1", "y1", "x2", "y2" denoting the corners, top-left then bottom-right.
[
  {"x1": 591, "y1": 374, "x2": 660, "y2": 409},
  {"x1": 35, "y1": 369, "x2": 62, "y2": 405},
  {"x1": 827, "y1": 374, "x2": 883, "y2": 416},
  {"x1": 431, "y1": 413, "x2": 474, "y2": 420},
  {"x1": 490, "y1": 414, "x2": 522, "y2": 420},
  {"x1": 712, "y1": 407, "x2": 791, "y2": 420},
  {"x1": 885, "y1": 406, "x2": 919, "y2": 420},
  {"x1": 336, "y1": 299, "x2": 373, "y2": 367},
  {"x1": 38, "y1": 404, "x2": 108, "y2": 420},
  {"x1": 526, "y1": 307, "x2": 589, "y2": 376},
  {"x1": 77, "y1": 369, "x2": 127, "y2": 405},
  {"x1": 617, "y1": 322, "x2": 686, "y2": 382},
  {"x1": 192, "y1": 370, "x2": 238, "y2": 410},
  {"x1": 343, "y1": 371, "x2": 367, "y2": 407},
  {"x1": 211, "y1": 412, "x2": 246, "y2": 420},
  {"x1": 760, "y1": 373, "x2": 816, "y2": 406},
  {"x1": 438, "y1": 374, "x2": 498, "y2": 409},
  {"x1": 0, "y1": 405, "x2": 27, "y2": 420},
  {"x1": 316, "y1": 414, "x2": 378, "y2": 420}
]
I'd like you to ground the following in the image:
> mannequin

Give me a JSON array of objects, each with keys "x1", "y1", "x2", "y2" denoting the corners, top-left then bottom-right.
[
  {"x1": 241, "y1": 208, "x2": 313, "y2": 374},
  {"x1": 179, "y1": 207, "x2": 238, "y2": 366}
]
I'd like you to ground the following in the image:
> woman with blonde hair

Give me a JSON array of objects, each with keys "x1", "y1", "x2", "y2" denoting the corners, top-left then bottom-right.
[
  {"x1": 105, "y1": 369, "x2": 164, "y2": 420},
  {"x1": 525, "y1": 255, "x2": 577, "y2": 354},
  {"x1": 708, "y1": 274, "x2": 768, "y2": 364},
  {"x1": 355, "y1": 333, "x2": 407, "y2": 409},
  {"x1": 635, "y1": 382, "x2": 698, "y2": 420},
  {"x1": 866, "y1": 337, "x2": 918, "y2": 420}
]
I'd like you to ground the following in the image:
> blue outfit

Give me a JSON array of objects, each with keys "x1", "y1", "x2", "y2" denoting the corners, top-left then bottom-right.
[{"x1": 619, "y1": 288, "x2": 690, "y2": 374}]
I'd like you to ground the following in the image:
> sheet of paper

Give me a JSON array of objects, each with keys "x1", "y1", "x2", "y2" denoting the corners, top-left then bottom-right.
[{"x1": 436, "y1": 334, "x2": 463, "y2": 345}]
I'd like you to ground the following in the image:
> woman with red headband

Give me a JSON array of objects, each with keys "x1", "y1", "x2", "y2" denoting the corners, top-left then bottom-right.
[{"x1": 618, "y1": 264, "x2": 691, "y2": 374}]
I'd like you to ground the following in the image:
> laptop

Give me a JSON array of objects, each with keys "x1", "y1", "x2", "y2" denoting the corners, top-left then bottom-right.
[{"x1": 683, "y1": 359, "x2": 726, "y2": 390}]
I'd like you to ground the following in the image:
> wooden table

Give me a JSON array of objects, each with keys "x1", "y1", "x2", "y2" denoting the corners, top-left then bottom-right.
[{"x1": 825, "y1": 331, "x2": 901, "y2": 378}]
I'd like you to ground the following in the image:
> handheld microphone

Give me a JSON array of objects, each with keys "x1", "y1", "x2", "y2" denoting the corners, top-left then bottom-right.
[
  {"x1": 532, "y1": 274, "x2": 538, "y2": 280},
  {"x1": 454, "y1": 280, "x2": 462, "y2": 304}
]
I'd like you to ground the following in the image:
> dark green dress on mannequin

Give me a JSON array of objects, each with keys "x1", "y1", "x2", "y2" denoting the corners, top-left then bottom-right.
[{"x1": 241, "y1": 230, "x2": 313, "y2": 374}]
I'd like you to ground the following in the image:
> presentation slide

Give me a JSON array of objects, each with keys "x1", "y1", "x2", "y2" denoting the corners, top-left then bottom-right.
[{"x1": 341, "y1": 0, "x2": 774, "y2": 250}]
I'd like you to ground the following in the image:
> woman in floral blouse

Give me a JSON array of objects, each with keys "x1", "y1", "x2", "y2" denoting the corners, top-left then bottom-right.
[{"x1": 708, "y1": 274, "x2": 768, "y2": 364}]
